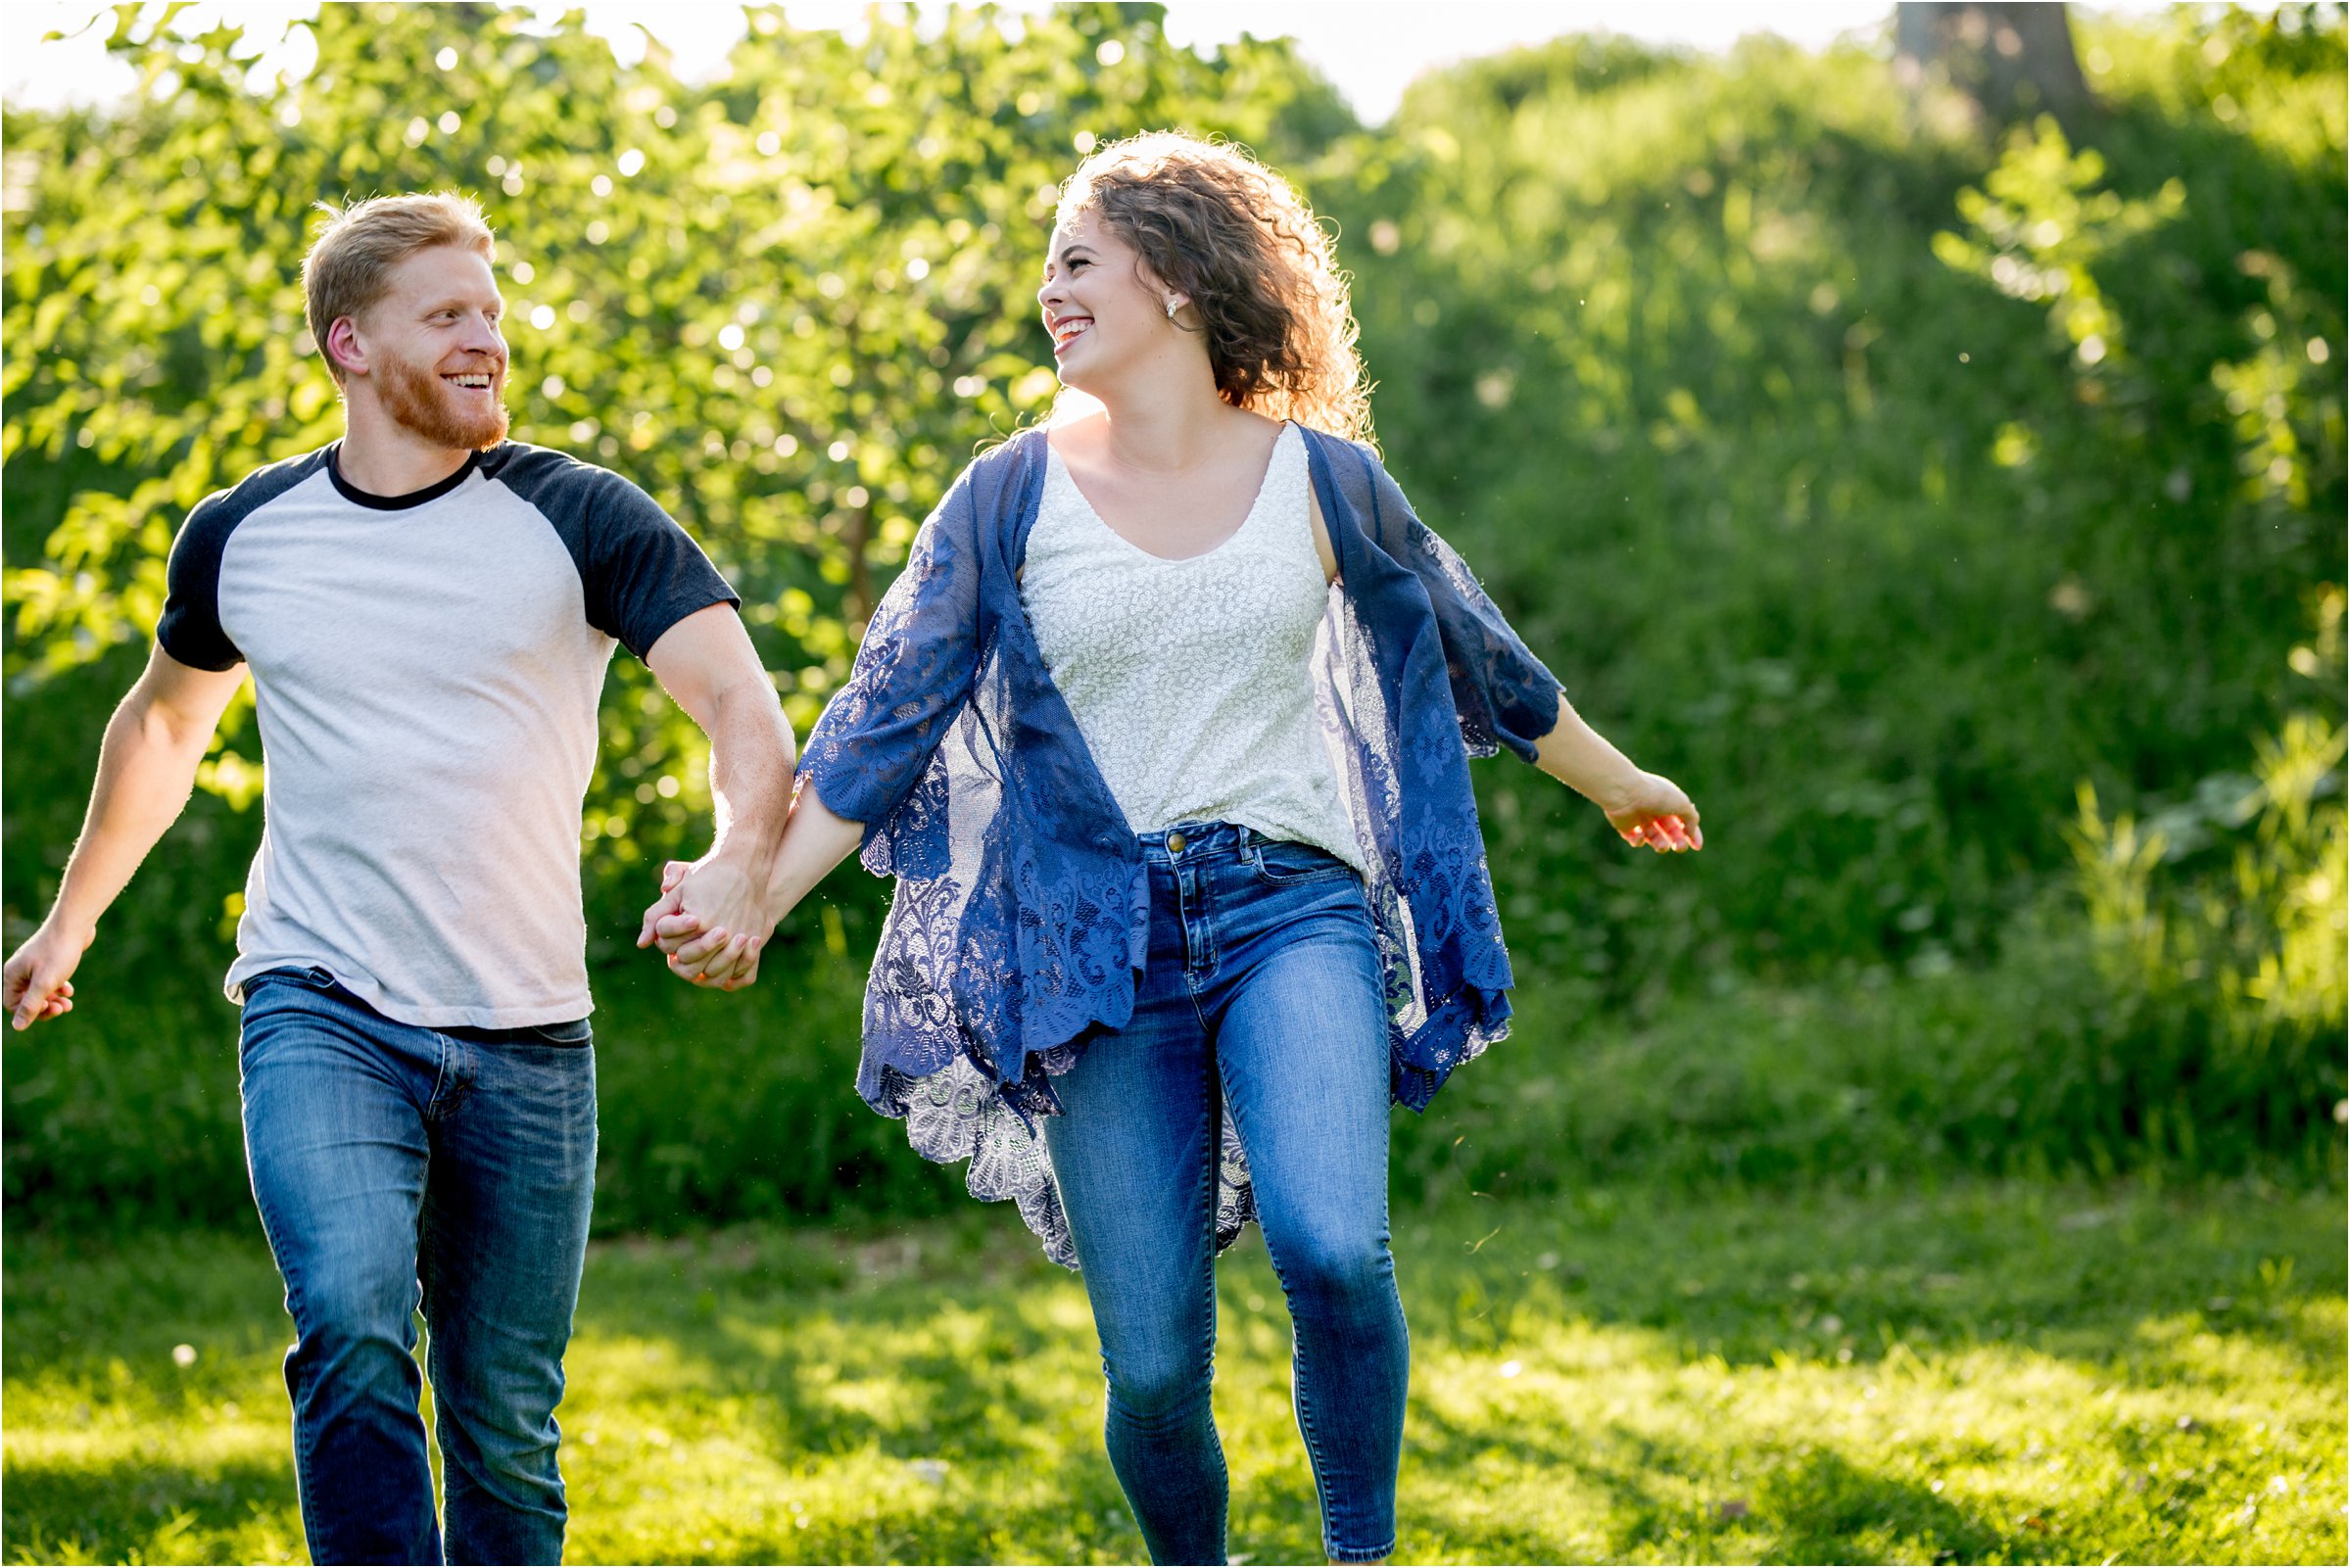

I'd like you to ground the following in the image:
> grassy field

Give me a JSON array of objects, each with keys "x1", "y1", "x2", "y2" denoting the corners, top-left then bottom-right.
[{"x1": 4, "y1": 1176, "x2": 2342, "y2": 1565}]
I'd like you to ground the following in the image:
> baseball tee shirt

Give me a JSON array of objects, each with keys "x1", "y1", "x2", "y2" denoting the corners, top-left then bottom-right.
[{"x1": 157, "y1": 441, "x2": 738, "y2": 1028}]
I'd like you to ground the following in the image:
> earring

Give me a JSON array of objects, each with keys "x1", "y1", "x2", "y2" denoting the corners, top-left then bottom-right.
[{"x1": 1164, "y1": 297, "x2": 1182, "y2": 319}]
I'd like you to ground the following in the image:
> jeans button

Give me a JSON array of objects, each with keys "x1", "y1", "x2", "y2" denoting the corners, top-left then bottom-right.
[{"x1": 1167, "y1": 831, "x2": 1187, "y2": 856}]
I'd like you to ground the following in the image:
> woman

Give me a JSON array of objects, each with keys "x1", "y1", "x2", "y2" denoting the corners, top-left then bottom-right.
[{"x1": 647, "y1": 131, "x2": 1701, "y2": 1565}]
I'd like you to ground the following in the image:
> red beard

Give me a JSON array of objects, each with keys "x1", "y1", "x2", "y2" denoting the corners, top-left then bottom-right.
[{"x1": 376, "y1": 351, "x2": 510, "y2": 451}]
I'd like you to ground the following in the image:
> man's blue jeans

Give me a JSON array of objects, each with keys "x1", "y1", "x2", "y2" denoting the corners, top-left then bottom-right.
[
  {"x1": 1045, "y1": 823, "x2": 1410, "y2": 1565},
  {"x1": 238, "y1": 967, "x2": 597, "y2": 1565}
]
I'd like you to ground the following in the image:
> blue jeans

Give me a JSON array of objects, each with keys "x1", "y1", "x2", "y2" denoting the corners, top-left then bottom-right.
[
  {"x1": 238, "y1": 968, "x2": 598, "y2": 1565},
  {"x1": 1045, "y1": 823, "x2": 1409, "y2": 1565}
]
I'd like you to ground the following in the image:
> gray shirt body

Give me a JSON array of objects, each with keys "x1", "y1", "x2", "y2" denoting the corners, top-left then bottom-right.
[{"x1": 158, "y1": 442, "x2": 736, "y2": 1028}]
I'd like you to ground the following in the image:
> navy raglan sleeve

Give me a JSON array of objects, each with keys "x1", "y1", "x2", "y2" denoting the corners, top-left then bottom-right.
[
  {"x1": 156, "y1": 492, "x2": 248, "y2": 671},
  {"x1": 576, "y1": 470, "x2": 741, "y2": 660},
  {"x1": 493, "y1": 448, "x2": 740, "y2": 660}
]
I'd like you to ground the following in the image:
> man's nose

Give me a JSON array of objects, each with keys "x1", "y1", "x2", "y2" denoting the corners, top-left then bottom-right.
[{"x1": 462, "y1": 314, "x2": 504, "y2": 357}]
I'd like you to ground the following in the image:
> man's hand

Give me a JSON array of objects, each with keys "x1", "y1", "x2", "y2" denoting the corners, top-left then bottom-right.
[
  {"x1": 4, "y1": 921, "x2": 90, "y2": 1031},
  {"x1": 636, "y1": 855, "x2": 773, "y2": 989},
  {"x1": 5, "y1": 644, "x2": 245, "y2": 1032},
  {"x1": 639, "y1": 775, "x2": 866, "y2": 991}
]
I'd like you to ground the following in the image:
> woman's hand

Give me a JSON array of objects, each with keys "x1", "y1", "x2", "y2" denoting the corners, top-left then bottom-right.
[
  {"x1": 638, "y1": 858, "x2": 793, "y2": 989},
  {"x1": 637, "y1": 779, "x2": 865, "y2": 988},
  {"x1": 1529, "y1": 695, "x2": 1703, "y2": 853},
  {"x1": 1598, "y1": 771, "x2": 1703, "y2": 853}
]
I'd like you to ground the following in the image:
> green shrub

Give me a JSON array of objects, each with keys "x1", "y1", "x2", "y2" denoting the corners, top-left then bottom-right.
[
  {"x1": 5, "y1": 6, "x2": 2341, "y2": 1232},
  {"x1": 1326, "y1": 13, "x2": 2343, "y2": 996}
]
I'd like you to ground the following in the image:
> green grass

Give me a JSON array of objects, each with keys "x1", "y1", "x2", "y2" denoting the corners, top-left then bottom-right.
[{"x1": 6, "y1": 1177, "x2": 2342, "y2": 1564}]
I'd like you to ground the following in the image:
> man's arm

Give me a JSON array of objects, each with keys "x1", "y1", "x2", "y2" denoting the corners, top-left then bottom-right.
[
  {"x1": 639, "y1": 603, "x2": 798, "y2": 988},
  {"x1": 4, "y1": 645, "x2": 248, "y2": 1029}
]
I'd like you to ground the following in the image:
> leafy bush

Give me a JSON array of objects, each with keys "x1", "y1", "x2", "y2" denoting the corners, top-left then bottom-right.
[
  {"x1": 4, "y1": 5, "x2": 2341, "y2": 1231},
  {"x1": 1329, "y1": 13, "x2": 2343, "y2": 999}
]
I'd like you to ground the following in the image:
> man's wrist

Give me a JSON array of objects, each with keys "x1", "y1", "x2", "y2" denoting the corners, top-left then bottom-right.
[{"x1": 708, "y1": 838, "x2": 784, "y2": 891}]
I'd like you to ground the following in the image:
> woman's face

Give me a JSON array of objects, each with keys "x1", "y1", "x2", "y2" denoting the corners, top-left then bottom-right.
[{"x1": 1036, "y1": 209, "x2": 1174, "y2": 394}]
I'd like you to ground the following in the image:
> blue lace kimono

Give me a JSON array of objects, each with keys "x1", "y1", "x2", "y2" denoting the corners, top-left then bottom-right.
[{"x1": 798, "y1": 424, "x2": 1563, "y2": 1266}]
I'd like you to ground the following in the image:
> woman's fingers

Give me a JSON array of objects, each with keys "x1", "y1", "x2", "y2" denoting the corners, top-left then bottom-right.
[
  {"x1": 1620, "y1": 808, "x2": 1703, "y2": 852},
  {"x1": 671, "y1": 927, "x2": 734, "y2": 969},
  {"x1": 1632, "y1": 814, "x2": 1700, "y2": 852},
  {"x1": 713, "y1": 933, "x2": 759, "y2": 987},
  {"x1": 676, "y1": 932, "x2": 759, "y2": 988},
  {"x1": 696, "y1": 933, "x2": 750, "y2": 986}
]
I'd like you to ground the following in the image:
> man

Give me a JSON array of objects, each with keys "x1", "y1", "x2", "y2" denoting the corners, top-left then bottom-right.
[{"x1": 1, "y1": 192, "x2": 789, "y2": 1564}]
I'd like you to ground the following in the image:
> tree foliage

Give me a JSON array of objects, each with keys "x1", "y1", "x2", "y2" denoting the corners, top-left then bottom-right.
[
  {"x1": 4, "y1": 4, "x2": 2342, "y2": 1230},
  {"x1": 3, "y1": 0, "x2": 1348, "y2": 927}
]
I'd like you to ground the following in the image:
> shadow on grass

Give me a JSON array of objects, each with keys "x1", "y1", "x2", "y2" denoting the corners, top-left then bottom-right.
[
  {"x1": 0, "y1": 1453, "x2": 298, "y2": 1565},
  {"x1": 1394, "y1": 1383, "x2": 2015, "y2": 1563},
  {"x1": 1744, "y1": 1446, "x2": 1998, "y2": 1563}
]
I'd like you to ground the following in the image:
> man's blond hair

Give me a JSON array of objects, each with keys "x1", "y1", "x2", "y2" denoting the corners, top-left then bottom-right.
[{"x1": 303, "y1": 192, "x2": 496, "y2": 382}]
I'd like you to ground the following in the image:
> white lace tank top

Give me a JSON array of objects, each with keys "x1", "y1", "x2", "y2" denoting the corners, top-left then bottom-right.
[{"x1": 1019, "y1": 422, "x2": 1364, "y2": 871}]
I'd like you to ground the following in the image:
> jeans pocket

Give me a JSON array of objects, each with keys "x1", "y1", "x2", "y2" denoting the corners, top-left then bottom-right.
[
  {"x1": 1250, "y1": 840, "x2": 1355, "y2": 887},
  {"x1": 246, "y1": 965, "x2": 340, "y2": 995},
  {"x1": 525, "y1": 1018, "x2": 594, "y2": 1048}
]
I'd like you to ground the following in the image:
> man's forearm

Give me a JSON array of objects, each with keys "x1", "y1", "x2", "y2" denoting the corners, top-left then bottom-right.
[
  {"x1": 48, "y1": 691, "x2": 218, "y2": 938},
  {"x1": 702, "y1": 681, "x2": 797, "y2": 889}
]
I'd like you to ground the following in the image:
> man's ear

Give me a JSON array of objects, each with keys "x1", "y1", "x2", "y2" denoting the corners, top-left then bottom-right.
[{"x1": 325, "y1": 315, "x2": 368, "y2": 379}]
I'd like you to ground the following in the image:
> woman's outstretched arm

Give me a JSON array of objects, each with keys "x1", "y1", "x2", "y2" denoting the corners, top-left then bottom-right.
[
  {"x1": 1319, "y1": 438, "x2": 1703, "y2": 854},
  {"x1": 1530, "y1": 695, "x2": 1703, "y2": 853}
]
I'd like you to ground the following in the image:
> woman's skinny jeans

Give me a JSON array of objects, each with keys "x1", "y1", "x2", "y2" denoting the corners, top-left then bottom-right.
[{"x1": 1045, "y1": 821, "x2": 1408, "y2": 1565}]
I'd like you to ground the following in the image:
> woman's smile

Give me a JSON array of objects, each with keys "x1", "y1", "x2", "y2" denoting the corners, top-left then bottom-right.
[{"x1": 1049, "y1": 312, "x2": 1093, "y2": 356}]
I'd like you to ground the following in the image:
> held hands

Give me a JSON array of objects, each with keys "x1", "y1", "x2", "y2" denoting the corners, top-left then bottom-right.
[
  {"x1": 1600, "y1": 770, "x2": 1704, "y2": 854},
  {"x1": 635, "y1": 853, "x2": 780, "y2": 990},
  {"x1": 4, "y1": 921, "x2": 89, "y2": 1031}
]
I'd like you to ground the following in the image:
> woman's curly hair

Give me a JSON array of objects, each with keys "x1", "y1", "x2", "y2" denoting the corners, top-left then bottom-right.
[{"x1": 1057, "y1": 131, "x2": 1374, "y2": 448}]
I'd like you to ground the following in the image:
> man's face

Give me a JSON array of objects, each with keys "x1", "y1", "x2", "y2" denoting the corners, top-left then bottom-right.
[{"x1": 347, "y1": 245, "x2": 510, "y2": 451}]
